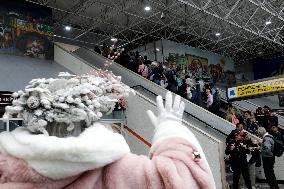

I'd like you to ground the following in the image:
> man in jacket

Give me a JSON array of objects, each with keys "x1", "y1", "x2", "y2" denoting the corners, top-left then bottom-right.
[
  {"x1": 258, "y1": 127, "x2": 279, "y2": 189},
  {"x1": 270, "y1": 125, "x2": 283, "y2": 142},
  {"x1": 225, "y1": 130, "x2": 252, "y2": 189}
]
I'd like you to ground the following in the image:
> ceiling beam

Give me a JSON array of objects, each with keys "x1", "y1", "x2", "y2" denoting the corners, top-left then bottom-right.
[{"x1": 177, "y1": 0, "x2": 284, "y2": 47}]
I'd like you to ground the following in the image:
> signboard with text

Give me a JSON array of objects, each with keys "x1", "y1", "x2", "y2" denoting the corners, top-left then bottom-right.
[
  {"x1": 0, "y1": 91, "x2": 14, "y2": 107},
  {"x1": 227, "y1": 78, "x2": 284, "y2": 100}
]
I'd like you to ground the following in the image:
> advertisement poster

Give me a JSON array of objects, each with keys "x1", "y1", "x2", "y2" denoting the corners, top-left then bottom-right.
[
  {"x1": 167, "y1": 53, "x2": 209, "y2": 74},
  {"x1": 0, "y1": 0, "x2": 53, "y2": 59},
  {"x1": 186, "y1": 54, "x2": 209, "y2": 78}
]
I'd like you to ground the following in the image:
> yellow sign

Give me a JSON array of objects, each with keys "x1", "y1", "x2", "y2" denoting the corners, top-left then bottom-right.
[{"x1": 237, "y1": 78, "x2": 284, "y2": 97}]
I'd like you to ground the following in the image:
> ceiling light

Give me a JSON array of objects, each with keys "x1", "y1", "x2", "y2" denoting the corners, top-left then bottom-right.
[
  {"x1": 144, "y1": 6, "x2": 151, "y2": 11},
  {"x1": 215, "y1": 33, "x2": 221, "y2": 36},
  {"x1": 65, "y1": 26, "x2": 71, "y2": 31},
  {"x1": 265, "y1": 21, "x2": 272, "y2": 25},
  {"x1": 111, "y1": 38, "x2": 117, "y2": 42},
  {"x1": 156, "y1": 48, "x2": 160, "y2": 52}
]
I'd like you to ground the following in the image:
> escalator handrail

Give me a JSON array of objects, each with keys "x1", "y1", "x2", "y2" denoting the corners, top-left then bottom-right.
[
  {"x1": 131, "y1": 85, "x2": 228, "y2": 137},
  {"x1": 55, "y1": 43, "x2": 100, "y2": 71}
]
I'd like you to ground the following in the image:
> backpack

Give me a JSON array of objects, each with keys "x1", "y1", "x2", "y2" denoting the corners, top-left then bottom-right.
[{"x1": 266, "y1": 135, "x2": 284, "y2": 157}]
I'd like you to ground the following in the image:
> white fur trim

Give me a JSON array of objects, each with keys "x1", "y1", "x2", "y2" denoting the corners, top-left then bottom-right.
[{"x1": 0, "y1": 123, "x2": 130, "y2": 179}]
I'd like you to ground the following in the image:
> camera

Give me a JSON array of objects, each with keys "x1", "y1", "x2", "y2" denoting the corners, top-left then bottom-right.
[{"x1": 161, "y1": 12, "x2": 165, "y2": 20}]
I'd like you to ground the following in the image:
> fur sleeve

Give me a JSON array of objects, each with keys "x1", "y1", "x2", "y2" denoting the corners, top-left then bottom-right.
[{"x1": 104, "y1": 138, "x2": 216, "y2": 189}]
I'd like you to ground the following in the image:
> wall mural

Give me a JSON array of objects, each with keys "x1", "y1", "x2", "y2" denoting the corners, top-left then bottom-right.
[
  {"x1": 167, "y1": 53, "x2": 236, "y2": 86},
  {"x1": 0, "y1": 0, "x2": 53, "y2": 59}
]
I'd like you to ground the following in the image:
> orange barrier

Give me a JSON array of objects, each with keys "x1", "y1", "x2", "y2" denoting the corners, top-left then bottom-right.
[{"x1": 124, "y1": 126, "x2": 152, "y2": 148}]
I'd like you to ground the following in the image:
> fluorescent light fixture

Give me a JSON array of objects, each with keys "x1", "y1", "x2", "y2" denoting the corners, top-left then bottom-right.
[
  {"x1": 265, "y1": 21, "x2": 272, "y2": 25},
  {"x1": 156, "y1": 48, "x2": 160, "y2": 52},
  {"x1": 111, "y1": 38, "x2": 117, "y2": 42},
  {"x1": 65, "y1": 26, "x2": 71, "y2": 31},
  {"x1": 144, "y1": 6, "x2": 151, "y2": 11},
  {"x1": 215, "y1": 33, "x2": 221, "y2": 36}
]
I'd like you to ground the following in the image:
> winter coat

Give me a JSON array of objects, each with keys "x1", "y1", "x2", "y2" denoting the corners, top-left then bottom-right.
[
  {"x1": 225, "y1": 140, "x2": 250, "y2": 169},
  {"x1": 138, "y1": 64, "x2": 148, "y2": 78},
  {"x1": 0, "y1": 122, "x2": 215, "y2": 189},
  {"x1": 247, "y1": 122, "x2": 259, "y2": 135},
  {"x1": 261, "y1": 134, "x2": 275, "y2": 158}
]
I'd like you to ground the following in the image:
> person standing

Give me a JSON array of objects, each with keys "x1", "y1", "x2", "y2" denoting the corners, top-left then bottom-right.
[
  {"x1": 225, "y1": 130, "x2": 252, "y2": 189},
  {"x1": 205, "y1": 89, "x2": 214, "y2": 111},
  {"x1": 270, "y1": 125, "x2": 283, "y2": 141},
  {"x1": 257, "y1": 127, "x2": 279, "y2": 189},
  {"x1": 226, "y1": 106, "x2": 239, "y2": 125},
  {"x1": 247, "y1": 117, "x2": 259, "y2": 136}
]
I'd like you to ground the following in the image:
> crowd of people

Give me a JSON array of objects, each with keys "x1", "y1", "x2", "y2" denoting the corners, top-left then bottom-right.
[
  {"x1": 225, "y1": 104, "x2": 283, "y2": 189},
  {"x1": 226, "y1": 105, "x2": 280, "y2": 135},
  {"x1": 106, "y1": 50, "x2": 222, "y2": 115}
]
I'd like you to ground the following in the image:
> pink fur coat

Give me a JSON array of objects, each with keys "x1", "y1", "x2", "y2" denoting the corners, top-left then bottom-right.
[
  {"x1": 0, "y1": 137, "x2": 214, "y2": 189},
  {"x1": 0, "y1": 92, "x2": 216, "y2": 189}
]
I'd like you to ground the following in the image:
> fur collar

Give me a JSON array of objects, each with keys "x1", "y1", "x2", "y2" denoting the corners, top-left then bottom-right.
[{"x1": 0, "y1": 123, "x2": 130, "y2": 180}]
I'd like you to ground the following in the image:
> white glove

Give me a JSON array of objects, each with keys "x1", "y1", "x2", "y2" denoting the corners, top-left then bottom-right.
[
  {"x1": 147, "y1": 92, "x2": 211, "y2": 177},
  {"x1": 147, "y1": 91, "x2": 185, "y2": 128},
  {"x1": 147, "y1": 91, "x2": 198, "y2": 150}
]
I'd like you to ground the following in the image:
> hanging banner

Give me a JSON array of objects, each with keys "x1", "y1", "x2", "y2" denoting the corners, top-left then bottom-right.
[{"x1": 227, "y1": 77, "x2": 284, "y2": 100}]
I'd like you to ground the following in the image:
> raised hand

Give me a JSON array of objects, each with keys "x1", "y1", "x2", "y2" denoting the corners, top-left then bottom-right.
[{"x1": 147, "y1": 91, "x2": 185, "y2": 127}]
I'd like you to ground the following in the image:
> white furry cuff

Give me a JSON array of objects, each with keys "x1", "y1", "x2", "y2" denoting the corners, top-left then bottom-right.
[
  {"x1": 0, "y1": 123, "x2": 130, "y2": 180},
  {"x1": 152, "y1": 121, "x2": 204, "y2": 158}
]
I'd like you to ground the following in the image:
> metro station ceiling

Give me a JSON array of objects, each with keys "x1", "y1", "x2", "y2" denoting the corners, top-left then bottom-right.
[{"x1": 27, "y1": 0, "x2": 284, "y2": 64}]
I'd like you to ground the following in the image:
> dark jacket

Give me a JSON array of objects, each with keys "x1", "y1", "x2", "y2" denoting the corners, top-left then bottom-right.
[
  {"x1": 272, "y1": 131, "x2": 284, "y2": 142},
  {"x1": 225, "y1": 140, "x2": 250, "y2": 169},
  {"x1": 247, "y1": 122, "x2": 259, "y2": 135}
]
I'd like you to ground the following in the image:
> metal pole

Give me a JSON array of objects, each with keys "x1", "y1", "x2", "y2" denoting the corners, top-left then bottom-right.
[
  {"x1": 161, "y1": 39, "x2": 164, "y2": 63},
  {"x1": 6, "y1": 119, "x2": 9, "y2": 132}
]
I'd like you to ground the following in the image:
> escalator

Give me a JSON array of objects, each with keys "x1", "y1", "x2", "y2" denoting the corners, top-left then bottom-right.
[{"x1": 132, "y1": 85, "x2": 227, "y2": 142}]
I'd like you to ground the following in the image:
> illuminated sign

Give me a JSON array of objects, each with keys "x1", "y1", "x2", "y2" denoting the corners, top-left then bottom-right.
[
  {"x1": 0, "y1": 92, "x2": 15, "y2": 107},
  {"x1": 227, "y1": 77, "x2": 284, "y2": 99}
]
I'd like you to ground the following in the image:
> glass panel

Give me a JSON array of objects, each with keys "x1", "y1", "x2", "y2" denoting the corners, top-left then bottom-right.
[
  {"x1": 9, "y1": 120, "x2": 22, "y2": 131},
  {"x1": 101, "y1": 110, "x2": 125, "y2": 120},
  {"x1": 0, "y1": 120, "x2": 6, "y2": 132}
]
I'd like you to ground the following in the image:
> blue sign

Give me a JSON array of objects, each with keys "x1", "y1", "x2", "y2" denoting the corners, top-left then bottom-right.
[{"x1": 227, "y1": 87, "x2": 237, "y2": 99}]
